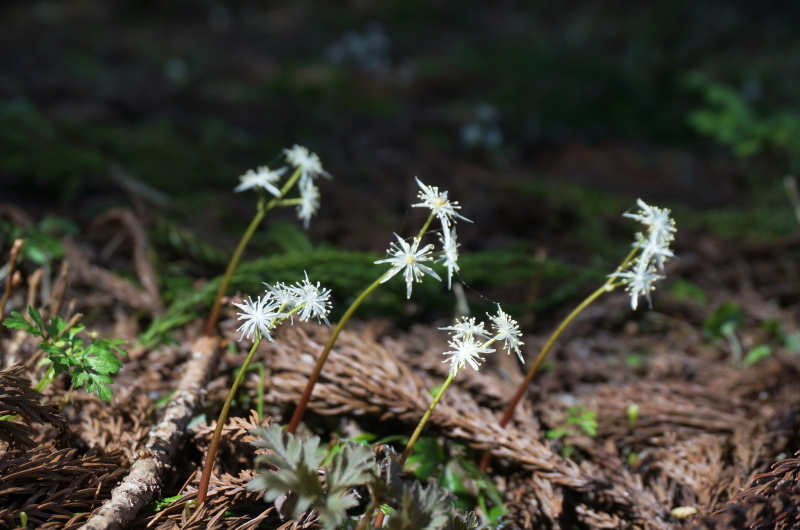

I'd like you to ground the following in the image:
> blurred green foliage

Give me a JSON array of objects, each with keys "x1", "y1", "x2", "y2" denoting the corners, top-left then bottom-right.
[
  {"x1": 405, "y1": 437, "x2": 507, "y2": 525},
  {"x1": 0, "y1": 214, "x2": 77, "y2": 268},
  {"x1": 685, "y1": 73, "x2": 800, "y2": 170}
]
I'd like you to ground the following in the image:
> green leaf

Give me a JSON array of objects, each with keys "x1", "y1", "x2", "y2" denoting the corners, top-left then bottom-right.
[
  {"x1": 2, "y1": 311, "x2": 34, "y2": 334},
  {"x1": 405, "y1": 437, "x2": 445, "y2": 481},
  {"x1": 783, "y1": 331, "x2": 800, "y2": 354},
  {"x1": 546, "y1": 428, "x2": 570, "y2": 440},
  {"x1": 458, "y1": 455, "x2": 505, "y2": 509},
  {"x1": 248, "y1": 425, "x2": 326, "y2": 518},
  {"x1": 27, "y1": 306, "x2": 43, "y2": 333},
  {"x1": 71, "y1": 367, "x2": 115, "y2": 401},
  {"x1": 744, "y1": 345, "x2": 772, "y2": 366},
  {"x1": 44, "y1": 315, "x2": 68, "y2": 340},
  {"x1": 384, "y1": 482, "x2": 451, "y2": 530},
  {"x1": 148, "y1": 494, "x2": 184, "y2": 511},
  {"x1": 627, "y1": 404, "x2": 639, "y2": 431},
  {"x1": 248, "y1": 426, "x2": 379, "y2": 530},
  {"x1": 83, "y1": 344, "x2": 124, "y2": 374},
  {"x1": 327, "y1": 442, "x2": 375, "y2": 494}
]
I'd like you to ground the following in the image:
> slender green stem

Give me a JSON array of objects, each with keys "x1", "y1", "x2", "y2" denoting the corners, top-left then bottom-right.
[
  {"x1": 196, "y1": 336, "x2": 263, "y2": 504},
  {"x1": 479, "y1": 248, "x2": 640, "y2": 471},
  {"x1": 256, "y1": 363, "x2": 265, "y2": 422},
  {"x1": 400, "y1": 372, "x2": 456, "y2": 466},
  {"x1": 34, "y1": 365, "x2": 56, "y2": 394},
  {"x1": 287, "y1": 274, "x2": 386, "y2": 433},
  {"x1": 416, "y1": 213, "x2": 435, "y2": 240},
  {"x1": 365, "y1": 369, "x2": 458, "y2": 529},
  {"x1": 499, "y1": 246, "x2": 641, "y2": 430},
  {"x1": 497, "y1": 284, "x2": 611, "y2": 429},
  {"x1": 203, "y1": 167, "x2": 302, "y2": 337}
]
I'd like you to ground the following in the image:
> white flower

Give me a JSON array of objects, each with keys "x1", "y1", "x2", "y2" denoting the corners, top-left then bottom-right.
[
  {"x1": 443, "y1": 336, "x2": 494, "y2": 376},
  {"x1": 439, "y1": 316, "x2": 489, "y2": 340},
  {"x1": 624, "y1": 199, "x2": 676, "y2": 246},
  {"x1": 286, "y1": 272, "x2": 332, "y2": 325},
  {"x1": 488, "y1": 305, "x2": 524, "y2": 363},
  {"x1": 375, "y1": 234, "x2": 441, "y2": 298},
  {"x1": 265, "y1": 282, "x2": 296, "y2": 309},
  {"x1": 296, "y1": 179, "x2": 320, "y2": 229},
  {"x1": 634, "y1": 232, "x2": 675, "y2": 271},
  {"x1": 232, "y1": 293, "x2": 284, "y2": 341},
  {"x1": 284, "y1": 145, "x2": 331, "y2": 183},
  {"x1": 234, "y1": 165, "x2": 286, "y2": 196},
  {"x1": 411, "y1": 177, "x2": 471, "y2": 227},
  {"x1": 437, "y1": 226, "x2": 460, "y2": 289},
  {"x1": 609, "y1": 257, "x2": 665, "y2": 310}
]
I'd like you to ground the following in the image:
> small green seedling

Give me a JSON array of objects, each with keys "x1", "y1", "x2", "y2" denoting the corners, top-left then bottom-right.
[
  {"x1": 784, "y1": 331, "x2": 800, "y2": 354},
  {"x1": 547, "y1": 405, "x2": 598, "y2": 439},
  {"x1": 3, "y1": 306, "x2": 126, "y2": 401},
  {"x1": 627, "y1": 403, "x2": 639, "y2": 431},
  {"x1": 744, "y1": 345, "x2": 772, "y2": 366},
  {"x1": 149, "y1": 494, "x2": 185, "y2": 511},
  {"x1": 704, "y1": 302, "x2": 744, "y2": 363}
]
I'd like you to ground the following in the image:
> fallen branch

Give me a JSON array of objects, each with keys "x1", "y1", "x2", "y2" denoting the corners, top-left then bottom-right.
[{"x1": 79, "y1": 336, "x2": 220, "y2": 530}]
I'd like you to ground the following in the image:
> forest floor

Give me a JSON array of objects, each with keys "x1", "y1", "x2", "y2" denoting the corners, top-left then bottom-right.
[{"x1": 2, "y1": 2, "x2": 800, "y2": 529}]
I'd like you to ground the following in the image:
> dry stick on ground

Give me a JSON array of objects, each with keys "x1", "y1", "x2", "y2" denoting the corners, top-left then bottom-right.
[
  {"x1": 0, "y1": 239, "x2": 24, "y2": 321},
  {"x1": 45, "y1": 260, "x2": 70, "y2": 320},
  {"x1": 89, "y1": 208, "x2": 162, "y2": 315},
  {"x1": 78, "y1": 336, "x2": 221, "y2": 530}
]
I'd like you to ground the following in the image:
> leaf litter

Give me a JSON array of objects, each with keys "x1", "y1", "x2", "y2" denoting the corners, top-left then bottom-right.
[{"x1": 2, "y1": 207, "x2": 800, "y2": 529}]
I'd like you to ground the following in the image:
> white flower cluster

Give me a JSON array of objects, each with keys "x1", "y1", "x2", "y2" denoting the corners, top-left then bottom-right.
[
  {"x1": 439, "y1": 305, "x2": 525, "y2": 376},
  {"x1": 609, "y1": 199, "x2": 677, "y2": 310},
  {"x1": 234, "y1": 166, "x2": 286, "y2": 196},
  {"x1": 375, "y1": 178, "x2": 471, "y2": 297},
  {"x1": 233, "y1": 145, "x2": 330, "y2": 229},
  {"x1": 232, "y1": 272, "x2": 332, "y2": 341},
  {"x1": 284, "y1": 145, "x2": 330, "y2": 229}
]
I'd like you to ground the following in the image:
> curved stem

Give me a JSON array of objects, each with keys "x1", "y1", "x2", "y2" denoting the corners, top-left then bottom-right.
[
  {"x1": 365, "y1": 371, "x2": 457, "y2": 529},
  {"x1": 479, "y1": 270, "x2": 629, "y2": 471},
  {"x1": 203, "y1": 167, "x2": 302, "y2": 337},
  {"x1": 287, "y1": 274, "x2": 386, "y2": 434},
  {"x1": 497, "y1": 284, "x2": 611, "y2": 430},
  {"x1": 399, "y1": 372, "x2": 456, "y2": 466},
  {"x1": 196, "y1": 336, "x2": 263, "y2": 503},
  {"x1": 416, "y1": 213, "x2": 435, "y2": 240}
]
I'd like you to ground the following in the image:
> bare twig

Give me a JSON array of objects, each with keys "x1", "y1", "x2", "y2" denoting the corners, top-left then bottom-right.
[
  {"x1": 0, "y1": 239, "x2": 24, "y2": 321},
  {"x1": 78, "y1": 336, "x2": 221, "y2": 530},
  {"x1": 25, "y1": 268, "x2": 42, "y2": 311},
  {"x1": 89, "y1": 208, "x2": 163, "y2": 315},
  {"x1": 63, "y1": 238, "x2": 156, "y2": 312},
  {"x1": 46, "y1": 260, "x2": 70, "y2": 319}
]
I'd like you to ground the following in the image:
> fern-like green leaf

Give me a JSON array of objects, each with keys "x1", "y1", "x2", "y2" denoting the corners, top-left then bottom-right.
[
  {"x1": 327, "y1": 442, "x2": 376, "y2": 494},
  {"x1": 248, "y1": 425, "x2": 380, "y2": 530},
  {"x1": 384, "y1": 482, "x2": 452, "y2": 530}
]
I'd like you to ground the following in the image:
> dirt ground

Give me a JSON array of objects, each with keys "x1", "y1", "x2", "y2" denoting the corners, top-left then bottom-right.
[{"x1": 2, "y1": 2, "x2": 800, "y2": 529}]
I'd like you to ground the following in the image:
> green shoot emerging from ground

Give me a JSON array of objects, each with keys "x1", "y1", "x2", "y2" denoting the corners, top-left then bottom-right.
[
  {"x1": 287, "y1": 177, "x2": 470, "y2": 434},
  {"x1": 248, "y1": 424, "x2": 376, "y2": 529},
  {"x1": 204, "y1": 145, "x2": 331, "y2": 337},
  {"x1": 196, "y1": 274, "x2": 332, "y2": 504},
  {"x1": 481, "y1": 198, "x2": 677, "y2": 471},
  {"x1": 362, "y1": 308, "x2": 522, "y2": 528},
  {"x1": 3, "y1": 307, "x2": 126, "y2": 402},
  {"x1": 247, "y1": 425, "x2": 479, "y2": 530}
]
